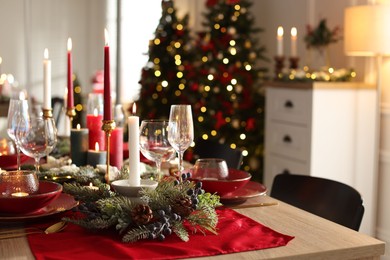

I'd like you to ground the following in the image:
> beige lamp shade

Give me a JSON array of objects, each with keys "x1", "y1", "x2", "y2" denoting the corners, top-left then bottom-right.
[{"x1": 344, "y1": 4, "x2": 390, "y2": 56}]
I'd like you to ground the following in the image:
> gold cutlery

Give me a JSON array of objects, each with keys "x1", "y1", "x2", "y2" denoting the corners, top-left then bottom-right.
[
  {"x1": 0, "y1": 221, "x2": 67, "y2": 240},
  {"x1": 230, "y1": 202, "x2": 278, "y2": 209}
]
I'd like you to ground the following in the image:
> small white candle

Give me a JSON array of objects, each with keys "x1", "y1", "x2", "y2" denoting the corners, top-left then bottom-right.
[
  {"x1": 43, "y1": 48, "x2": 52, "y2": 109},
  {"x1": 128, "y1": 103, "x2": 140, "y2": 186},
  {"x1": 291, "y1": 27, "x2": 298, "y2": 57},
  {"x1": 87, "y1": 182, "x2": 99, "y2": 191},
  {"x1": 277, "y1": 26, "x2": 284, "y2": 57}
]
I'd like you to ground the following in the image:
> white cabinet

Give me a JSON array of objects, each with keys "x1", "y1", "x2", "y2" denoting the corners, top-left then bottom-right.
[{"x1": 264, "y1": 81, "x2": 377, "y2": 235}]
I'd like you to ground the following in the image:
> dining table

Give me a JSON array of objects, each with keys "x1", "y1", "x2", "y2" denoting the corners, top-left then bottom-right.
[{"x1": 0, "y1": 193, "x2": 385, "y2": 260}]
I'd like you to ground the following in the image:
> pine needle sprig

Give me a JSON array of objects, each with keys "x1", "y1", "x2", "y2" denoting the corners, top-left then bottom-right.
[
  {"x1": 172, "y1": 221, "x2": 189, "y2": 242},
  {"x1": 122, "y1": 226, "x2": 152, "y2": 243},
  {"x1": 63, "y1": 216, "x2": 116, "y2": 230},
  {"x1": 63, "y1": 182, "x2": 114, "y2": 203},
  {"x1": 187, "y1": 207, "x2": 218, "y2": 235}
]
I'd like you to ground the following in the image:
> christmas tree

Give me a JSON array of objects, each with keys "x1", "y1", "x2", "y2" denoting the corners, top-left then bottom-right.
[
  {"x1": 137, "y1": 0, "x2": 267, "y2": 182},
  {"x1": 191, "y1": 0, "x2": 267, "y2": 181},
  {"x1": 138, "y1": 0, "x2": 195, "y2": 120}
]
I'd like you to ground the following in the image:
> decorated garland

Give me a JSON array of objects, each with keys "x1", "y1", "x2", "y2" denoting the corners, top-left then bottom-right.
[
  {"x1": 278, "y1": 67, "x2": 355, "y2": 82},
  {"x1": 54, "y1": 168, "x2": 221, "y2": 243}
]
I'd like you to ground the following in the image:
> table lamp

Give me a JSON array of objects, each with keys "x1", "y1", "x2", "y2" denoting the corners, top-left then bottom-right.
[{"x1": 344, "y1": 3, "x2": 390, "y2": 236}]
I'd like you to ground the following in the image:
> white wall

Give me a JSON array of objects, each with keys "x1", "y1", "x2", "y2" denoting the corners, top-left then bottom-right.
[{"x1": 0, "y1": 0, "x2": 107, "y2": 102}]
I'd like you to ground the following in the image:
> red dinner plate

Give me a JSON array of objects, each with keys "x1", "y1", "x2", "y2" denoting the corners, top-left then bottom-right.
[
  {"x1": 0, "y1": 193, "x2": 78, "y2": 221},
  {"x1": 0, "y1": 181, "x2": 63, "y2": 214},
  {"x1": 220, "y1": 181, "x2": 267, "y2": 204}
]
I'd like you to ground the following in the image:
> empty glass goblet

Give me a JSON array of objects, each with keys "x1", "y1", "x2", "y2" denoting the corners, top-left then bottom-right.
[
  {"x1": 17, "y1": 116, "x2": 57, "y2": 173},
  {"x1": 168, "y1": 105, "x2": 194, "y2": 174},
  {"x1": 139, "y1": 120, "x2": 175, "y2": 180},
  {"x1": 6, "y1": 99, "x2": 29, "y2": 170}
]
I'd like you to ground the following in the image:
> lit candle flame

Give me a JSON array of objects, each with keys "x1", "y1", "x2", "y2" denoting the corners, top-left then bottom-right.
[
  {"x1": 77, "y1": 123, "x2": 81, "y2": 130},
  {"x1": 44, "y1": 48, "x2": 49, "y2": 59},
  {"x1": 67, "y1": 38, "x2": 72, "y2": 52},
  {"x1": 104, "y1": 29, "x2": 109, "y2": 46},
  {"x1": 93, "y1": 108, "x2": 98, "y2": 117},
  {"x1": 277, "y1": 26, "x2": 284, "y2": 38},
  {"x1": 132, "y1": 103, "x2": 137, "y2": 115},
  {"x1": 11, "y1": 192, "x2": 29, "y2": 197},
  {"x1": 19, "y1": 91, "x2": 26, "y2": 100},
  {"x1": 291, "y1": 27, "x2": 297, "y2": 37},
  {"x1": 95, "y1": 142, "x2": 100, "y2": 152}
]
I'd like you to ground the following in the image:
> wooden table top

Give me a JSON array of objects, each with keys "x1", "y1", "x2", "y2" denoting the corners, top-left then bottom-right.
[{"x1": 0, "y1": 195, "x2": 385, "y2": 260}]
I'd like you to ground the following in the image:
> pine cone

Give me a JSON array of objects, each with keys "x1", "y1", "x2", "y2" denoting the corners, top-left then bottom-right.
[
  {"x1": 172, "y1": 196, "x2": 194, "y2": 217},
  {"x1": 130, "y1": 204, "x2": 153, "y2": 225}
]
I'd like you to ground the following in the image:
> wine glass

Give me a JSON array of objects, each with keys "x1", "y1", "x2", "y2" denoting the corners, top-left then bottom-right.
[
  {"x1": 6, "y1": 99, "x2": 29, "y2": 170},
  {"x1": 139, "y1": 120, "x2": 175, "y2": 180},
  {"x1": 17, "y1": 116, "x2": 57, "y2": 173},
  {"x1": 168, "y1": 105, "x2": 194, "y2": 174}
]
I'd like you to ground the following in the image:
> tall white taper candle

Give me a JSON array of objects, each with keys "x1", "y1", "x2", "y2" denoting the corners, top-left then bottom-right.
[
  {"x1": 128, "y1": 104, "x2": 140, "y2": 186},
  {"x1": 43, "y1": 48, "x2": 51, "y2": 109}
]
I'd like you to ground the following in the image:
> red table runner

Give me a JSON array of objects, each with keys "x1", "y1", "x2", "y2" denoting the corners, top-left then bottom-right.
[{"x1": 28, "y1": 208, "x2": 294, "y2": 260}]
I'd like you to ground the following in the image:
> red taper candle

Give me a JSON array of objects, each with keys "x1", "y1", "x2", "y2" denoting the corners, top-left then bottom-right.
[
  {"x1": 104, "y1": 29, "x2": 112, "y2": 121},
  {"x1": 67, "y1": 38, "x2": 74, "y2": 109}
]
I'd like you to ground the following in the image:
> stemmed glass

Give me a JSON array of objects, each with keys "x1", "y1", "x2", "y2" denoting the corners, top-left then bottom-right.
[
  {"x1": 6, "y1": 99, "x2": 29, "y2": 170},
  {"x1": 17, "y1": 116, "x2": 57, "y2": 173},
  {"x1": 168, "y1": 105, "x2": 194, "y2": 174},
  {"x1": 139, "y1": 120, "x2": 175, "y2": 180}
]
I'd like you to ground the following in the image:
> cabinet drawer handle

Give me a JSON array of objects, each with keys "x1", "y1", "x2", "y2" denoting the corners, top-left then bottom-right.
[
  {"x1": 283, "y1": 135, "x2": 292, "y2": 143},
  {"x1": 284, "y1": 100, "x2": 294, "y2": 108}
]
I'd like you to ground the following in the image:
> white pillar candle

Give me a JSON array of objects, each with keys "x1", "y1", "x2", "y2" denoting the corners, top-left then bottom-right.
[
  {"x1": 43, "y1": 48, "x2": 51, "y2": 109},
  {"x1": 277, "y1": 26, "x2": 284, "y2": 57},
  {"x1": 291, "y1": 27, "x2": 298, "y2": 57},
  {"x1": 128, "y1": 104, "x2": 140, "y2": 186}
]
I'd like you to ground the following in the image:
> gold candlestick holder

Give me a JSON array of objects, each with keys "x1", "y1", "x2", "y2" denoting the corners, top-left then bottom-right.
[
  {"x1": 66, "y1": 107, "x2": 76, "y2": 127},
  {"x1": 42, "y1": 108, "x2": 53, "y2": 119},
  {"x1": 102, "y1": 119, "x2": 116, "y2": 184}
]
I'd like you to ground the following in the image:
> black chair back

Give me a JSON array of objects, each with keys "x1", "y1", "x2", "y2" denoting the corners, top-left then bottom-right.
[
  {"x1": 193, "y1": 139, "x2": 243, "y2": 169},
  {"x1": 270, "y1": 173, "x2": 364, "y2": 231}
]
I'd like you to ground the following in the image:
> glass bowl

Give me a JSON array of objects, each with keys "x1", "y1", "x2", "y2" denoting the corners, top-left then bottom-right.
[
  {"x1": 0, "y1": 170, "x2": 39, "y2": 196},
  {"x1": 190, "y1": 165, "x2": 252, "y2": 196},
  {"x1": 0, "y1": 178, "x2": 62, "y2": 214}
]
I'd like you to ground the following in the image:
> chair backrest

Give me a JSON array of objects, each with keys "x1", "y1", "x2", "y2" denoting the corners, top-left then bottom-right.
[
  {"x1": 270, "y1": 173, "x2": 364, "y2": 231},
  {"x1": 193, "y1": 139, "x2": 243, "y2": 169}
]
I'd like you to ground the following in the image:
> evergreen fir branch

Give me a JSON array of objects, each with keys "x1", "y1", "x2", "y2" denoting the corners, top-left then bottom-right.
[
  {"x1": 63, "y1": 216, "x2": 116, "y2": 230},
  {"x1": 172, "y1": 221, "x2": 189, "y2": 242},
  {"x1": 122, "y1": 226, "x2": 151, "y2": 243},
  {"x1": 63, "y1": 182, "x2": 113, "y2": 203}
]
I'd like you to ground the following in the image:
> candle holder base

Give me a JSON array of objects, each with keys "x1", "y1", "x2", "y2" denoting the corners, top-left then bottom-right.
[
  {"x1": 42, "y1": 108, "x2": 53, "y2": 119},
  {"x1": 111, "y1": 179, "x2": 158, "y2": 198},
  {"x1": 274, "y1": 56, "x2": 285, "y2": 80},
  {"x1": 289, "y1": 57, "x2": 300, "y2": 69}
]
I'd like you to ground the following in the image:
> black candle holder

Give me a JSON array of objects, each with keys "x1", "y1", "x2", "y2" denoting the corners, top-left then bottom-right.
[
  {"x1": 289, "y1": 57, "x2": 300, "y2": 70},
  {"x1": 102, "y1": 119, "x2": 116, "y2": 184}
]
